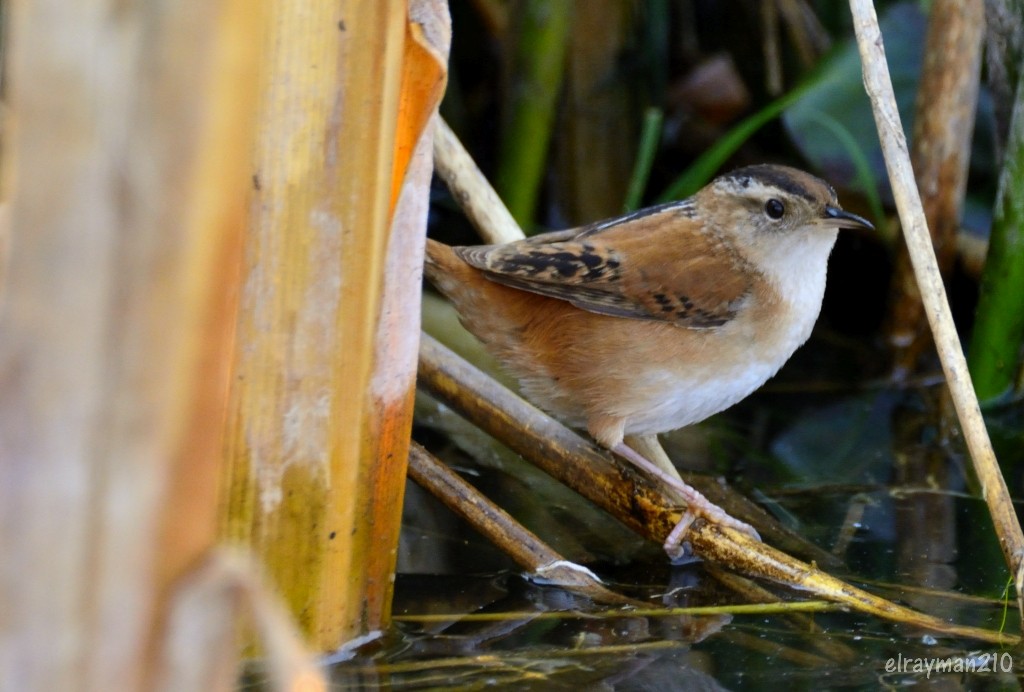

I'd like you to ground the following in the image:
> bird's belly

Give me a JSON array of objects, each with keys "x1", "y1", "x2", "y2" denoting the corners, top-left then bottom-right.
[
  {"x1": 516, "y1": 322, "x2": 799, "y2": 435},
  {"x1": 496, "y1": 290, "x2": 815, "y2": 437},
  {"x1": 614, "y1": 306, "x2": 814, "y2": 435},
  {"x1": 621, "y1": 359, "x2": 782, "y2": 435}
]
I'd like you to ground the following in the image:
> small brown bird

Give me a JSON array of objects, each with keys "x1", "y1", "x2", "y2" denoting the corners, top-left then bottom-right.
[{"x1": 425, "y1": 164, "x2": 872, "y2": 555}]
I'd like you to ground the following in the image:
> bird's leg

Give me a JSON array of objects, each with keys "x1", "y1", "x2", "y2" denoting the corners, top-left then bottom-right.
[
  {"x1": 623, "y1": 434, "x2": 682, "y2": 484},
  {"x1": 608, "y1": 440, "x2": 761, "y2": 559},
  {"x1": 589, "y1": 416, "x2": 761, "y2": 556}
]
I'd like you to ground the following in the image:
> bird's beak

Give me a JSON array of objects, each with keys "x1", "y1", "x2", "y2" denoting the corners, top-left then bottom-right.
[{"x1": 822, "y1": 205, "x2": 874, "y2": 231}]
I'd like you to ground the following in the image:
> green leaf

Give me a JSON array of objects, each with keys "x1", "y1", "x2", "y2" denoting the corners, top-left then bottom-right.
[{"x1": 782, "y1": 2, "x2": 926, "y2": 197}]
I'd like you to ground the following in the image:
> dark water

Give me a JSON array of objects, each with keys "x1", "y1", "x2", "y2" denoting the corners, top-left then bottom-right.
[{"x1": 318, "y1": 380, "x2": 1024, "y2": 690}]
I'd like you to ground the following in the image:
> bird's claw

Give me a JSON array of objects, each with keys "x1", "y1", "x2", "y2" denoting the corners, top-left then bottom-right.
[{"x1": 662, "y1": 506, "x2": 761, "y2": 561}]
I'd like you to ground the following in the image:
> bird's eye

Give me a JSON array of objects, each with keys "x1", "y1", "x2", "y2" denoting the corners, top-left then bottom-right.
[{"x1": 765, "y1": 198, "x2": 785, "y2": 220}]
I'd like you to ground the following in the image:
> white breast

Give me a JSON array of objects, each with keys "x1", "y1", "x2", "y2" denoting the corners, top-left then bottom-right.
[
  {"x1": 622, "y1": 229, "x2": 837, "y2": 436},
  {"x1": 622, "y1": 358, "x2": 785, "y2": 435}
]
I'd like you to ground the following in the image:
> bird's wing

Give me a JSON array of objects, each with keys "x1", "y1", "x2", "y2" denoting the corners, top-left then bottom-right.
[{"x1": 454, "y1": 202, "x2": 752, "y2": 329}]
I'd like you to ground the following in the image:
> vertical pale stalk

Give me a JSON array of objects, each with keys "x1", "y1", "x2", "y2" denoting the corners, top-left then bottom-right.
[
  {"x1": 221, "y1": 0, "x2": 449, "y2": 650},
  {"x1": 0, "y1": 0, "x2": 264, "y2": 689}
]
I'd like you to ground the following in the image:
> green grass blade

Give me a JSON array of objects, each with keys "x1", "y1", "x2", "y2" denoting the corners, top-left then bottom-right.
[
  {"x1": 623, "y1": 107, "x2": 664, "y2": 212},
  {"x1": 798, "y1": 107, "x2": 886, "y2": 229},
  {"x1": 656, "y1": 83, "x2": 811, "y2": 203},
  {"x1": 495, "y1": 1, "x2": 572, "y2": 230},
  {"x1": 968, "y1": 74, "x2": 1024, "y2": 403}
]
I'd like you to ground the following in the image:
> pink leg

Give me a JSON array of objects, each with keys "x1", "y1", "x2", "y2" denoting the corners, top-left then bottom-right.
[{"x1": 611, "y1": 442, "x2": 761, "y2": 558}]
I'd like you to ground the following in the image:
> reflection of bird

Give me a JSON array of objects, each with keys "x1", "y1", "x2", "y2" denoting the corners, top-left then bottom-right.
[{"x1": 425, "y1": 164, "x2": 872, "y2": 556}]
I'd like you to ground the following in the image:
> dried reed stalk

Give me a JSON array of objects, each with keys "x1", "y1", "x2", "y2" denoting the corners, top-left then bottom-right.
[
  {"x1": 220, "y1": 0, "x2": 449, "y2": 651},
  {"x1": 0, "y1": 0, "x2": 288, "y2": 688}
]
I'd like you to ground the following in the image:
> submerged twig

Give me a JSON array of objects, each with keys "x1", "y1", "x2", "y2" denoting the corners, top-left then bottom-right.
[
  {"x1": 849, "y1": 0, "x2": 1024, "y2": 622},
  {"x1": 705, "y1": 566, "x2": 856, "y2": 663},
  {"x1": 407, "y1": 441, "x2": 635, "y2": 605},
  {"x1": 393, "y1": 601, "x2": 842, "y2": 623}
]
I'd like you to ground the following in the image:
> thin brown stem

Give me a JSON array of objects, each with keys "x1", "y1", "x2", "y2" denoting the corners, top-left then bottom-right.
[{"x1": 885, "y1": 0, "x2": 984, "y2": 376}]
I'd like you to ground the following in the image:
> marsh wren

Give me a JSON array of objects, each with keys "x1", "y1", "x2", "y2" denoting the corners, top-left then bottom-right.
[{"x1": 425, "y1": 164, "x2": 872, "y2": 556}]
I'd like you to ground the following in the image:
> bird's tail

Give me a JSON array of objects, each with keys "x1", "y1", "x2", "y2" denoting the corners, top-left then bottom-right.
[
  {"x1": 423, "y1": 237, "x2": 476, "y2": 300},
  {"x1": 423, "y1": 237, "x2": 454, "y2": 278}
]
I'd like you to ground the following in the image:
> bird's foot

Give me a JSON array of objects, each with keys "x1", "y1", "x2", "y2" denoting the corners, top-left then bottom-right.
[
  {"x1": 610, "y1": 441, "x2": 761, "y2": 560},
  {"x1": 662, "y1": 499, "x2": 761, "y2": 561}
]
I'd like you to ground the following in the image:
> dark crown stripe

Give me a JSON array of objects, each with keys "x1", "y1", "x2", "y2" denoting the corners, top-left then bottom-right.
[{"x1": 722, "y1": 165, "x2": 824, "y2": 202}]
